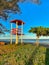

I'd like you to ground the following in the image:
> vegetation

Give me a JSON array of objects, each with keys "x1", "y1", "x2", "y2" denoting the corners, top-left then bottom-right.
[
  {"x1": 0, "y1": 23, "x2": 9, "y2": 34},
  {"x1": 29, "y1": 26, "x2": 49, "y2": 45},
  {"x1": 0, "y1": 0, "x2": 41, "y2": 20},
  {"x1": 0, "y1": 44, "x2": 49, "y2": 65}
]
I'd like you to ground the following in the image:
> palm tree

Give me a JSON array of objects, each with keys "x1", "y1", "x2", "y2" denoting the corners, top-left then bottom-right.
[{"x1": 29, "y1": 26, "x2": 49, "y2": 46}]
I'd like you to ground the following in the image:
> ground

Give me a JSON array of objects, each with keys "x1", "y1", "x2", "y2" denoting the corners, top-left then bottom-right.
[{"x1": 0, "y1": 43, "x2": 49, "y2": 65}]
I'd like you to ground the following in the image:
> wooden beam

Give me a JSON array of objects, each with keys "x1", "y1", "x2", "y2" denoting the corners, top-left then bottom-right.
[
  {"x1": 10, "y1": 23, "x2": 12, "y2": 44},
  {"x1": 21, "y1": 23, "x2": 23, "y2": 44},
  {"x1": 16, "y1": 22, "x2": 18, "y2": 44}
]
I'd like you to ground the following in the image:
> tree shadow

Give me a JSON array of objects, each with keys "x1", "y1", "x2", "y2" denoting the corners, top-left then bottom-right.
[
  {"x1": 26, "y1": 46, "x2": 39, "y2": 65},
  {"x1": 45, "y1": 48, "x2": 49, "y2": 65}
]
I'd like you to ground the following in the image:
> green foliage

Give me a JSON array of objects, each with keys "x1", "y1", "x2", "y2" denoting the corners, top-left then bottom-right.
[
  {"x1": 29, "y1": 26, "x2": 49, "y2": 37},
  {"x1": 0, "y1": 0, "x2": 24, "y2": 19},
  {"x1": 45, "y1": 48, "x2": 49, "y2": 65}
]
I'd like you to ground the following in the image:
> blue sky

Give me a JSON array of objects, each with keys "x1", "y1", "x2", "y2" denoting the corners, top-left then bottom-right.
[{"x1": 0, "y1": 0, "x2": 49, "y2": 35}]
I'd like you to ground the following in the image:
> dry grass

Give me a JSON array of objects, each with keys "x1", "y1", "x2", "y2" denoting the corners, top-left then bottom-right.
[{"x1": 0, "y1": 43, "x2": 49, "y2": 65}]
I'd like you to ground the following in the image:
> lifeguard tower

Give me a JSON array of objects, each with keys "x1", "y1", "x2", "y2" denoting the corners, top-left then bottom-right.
[{"x1": 10, "y1": 20, "x2": 25, "y2": 44}]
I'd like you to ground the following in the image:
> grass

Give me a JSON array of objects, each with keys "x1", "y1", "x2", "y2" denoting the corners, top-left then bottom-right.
[{"x1": 0, "y1": 43, "x2": 49, "y2": 65}]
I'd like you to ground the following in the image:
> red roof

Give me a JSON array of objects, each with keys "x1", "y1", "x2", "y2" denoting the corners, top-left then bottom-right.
[{"x1": 11, "y1": 20, "x2": 25, "y2": 25}]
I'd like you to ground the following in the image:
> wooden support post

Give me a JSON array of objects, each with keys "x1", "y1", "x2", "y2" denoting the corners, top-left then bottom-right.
[
  {"x1": 16, "y1": 22, "x2": 18, "y2": 44},
  {"x1": 10, "y1": 23, "x2": 12, "y2": 44},
  {"x1": 21, "y1": 23, "x2": 23, "y2": 44}
]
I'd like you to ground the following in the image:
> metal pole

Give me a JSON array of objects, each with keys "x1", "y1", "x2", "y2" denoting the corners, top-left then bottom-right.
[
  {"x1": 10, "y1": 23, "x2": 12, "y2": 44},
  {"x1": 21, "y1": 23, "x2": 23, "y2": 44},
  {"x1": 16, "y1": 22, "x2": 18, "y2": 44}
]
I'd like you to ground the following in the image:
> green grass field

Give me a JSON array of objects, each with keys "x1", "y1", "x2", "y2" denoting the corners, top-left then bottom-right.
[{"x1": 0, "y1": 44, "x2": 49, "y2": 65}]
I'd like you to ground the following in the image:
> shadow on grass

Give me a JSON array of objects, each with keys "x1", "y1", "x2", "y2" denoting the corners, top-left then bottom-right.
[
  {"x1": 26, "y1": 46, "x2": 39, "y2": 65},
  {"x1": 45, "y1": 48, "x2": 49, "y2": 65}
]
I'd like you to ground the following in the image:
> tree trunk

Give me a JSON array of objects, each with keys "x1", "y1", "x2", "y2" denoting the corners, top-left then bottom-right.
[{"x1": 35, "y1": 36, "x2": 39, "y2": 46}]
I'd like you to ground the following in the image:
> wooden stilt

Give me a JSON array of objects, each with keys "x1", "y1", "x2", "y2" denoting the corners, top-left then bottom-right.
[
  {"x1": 21, "y1": 23, "x2": 23, "y2": 44},
  {"x1": 16, "y1": 22, "x2": 18, "y2": 44},
  {"x1": 10, "y1": 23, "x2": 12, "y2": 44}
]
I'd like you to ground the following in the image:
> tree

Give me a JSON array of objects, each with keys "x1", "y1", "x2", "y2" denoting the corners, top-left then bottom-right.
[
  {"x1": 0, "y1": 0, "x2": 41, "y2": 20},
  {"x1": 0, "y1": 23, "x2": 9, "y2": 35},
  {"x1": 29, "y1": 26, "x2": 49, "y2": 46}
]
